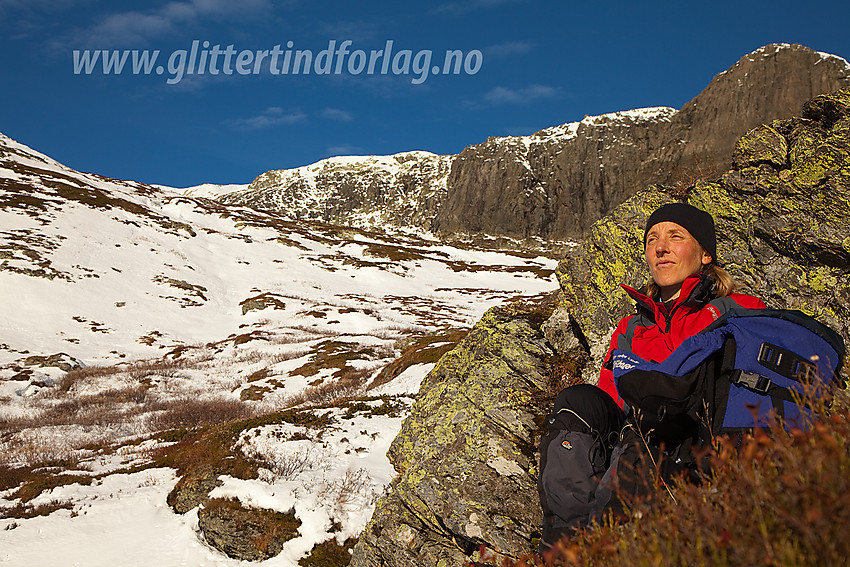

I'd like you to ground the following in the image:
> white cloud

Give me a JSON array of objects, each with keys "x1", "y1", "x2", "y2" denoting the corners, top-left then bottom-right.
[
  {"x1": 0, "y1": 0, "x2": 93, "y2": 39},
  {"x1": 322, "y1": 108, "x2": 354, "y2": 122},
  {"x1": 431, "y1": 0, "x2": 525, "y2": 16},
  {"x1": 229, "y1": 108, "x2": 307, "y2": 130},
  {"x1": 485, "y1": 40, "x2": 535, "y2": 57},
  {"x1": 483, "y1": 84, "x2": 561, "y2": 105},
  {"x1": 84, "y1": 12, "x2": 176, "y2": 46},
  {"x1": 317, "y1": 19, "x2": 382, "y2": 42},
  {"x1": 326, "y1": 144, "x2": 365, "y2": 156},
  {"x1": 504, "y1": 126, "x2": 539, "y2": 136},
  {"x1": 59, "y1": 0, "x2": 273, "y2": 48}
]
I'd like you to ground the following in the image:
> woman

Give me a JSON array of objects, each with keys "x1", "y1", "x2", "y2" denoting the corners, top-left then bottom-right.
[
  {"x1": 538, "y1": 202, "x2": 765, "y2": 552},
  {"x1": 597, "y1": 202, "x2": 766, "y2": 409}
]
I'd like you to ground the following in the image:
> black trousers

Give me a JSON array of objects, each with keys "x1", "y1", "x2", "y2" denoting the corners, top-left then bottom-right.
[{"x1": 538, "y1": 384, "x2": 656, "y2": 552}]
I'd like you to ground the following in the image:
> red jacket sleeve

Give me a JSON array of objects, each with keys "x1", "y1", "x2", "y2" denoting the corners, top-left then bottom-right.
[{"x1": 729, "y1": 293, "x2": 767, "y2": 310}]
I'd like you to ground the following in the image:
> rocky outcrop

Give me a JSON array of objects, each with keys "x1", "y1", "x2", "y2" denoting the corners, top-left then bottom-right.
[
  {"x1": 434, "y1": 44, "x2": 850, "y2": 241},
  {"x1": 221, "y1": 151, "x2": 452, "y2": 230},
  {"x1": 432, "y1": 108, "x2": 677, "y2": 240},
  {"x1": 664, "y1": 44, "x2": 850, "y2": 176},
  {"x1": 223, "y1": 44, "x2": 849, "y2": 243},
  {"x1": 558, "y1": 87, "x2": 850, "y2": 378},
  {"x1": 351, "y1": 301, "x2": 568, "y2": 566},
  {"x1": 197, "y1": 498, "x2": 301, "y2": 561},
  {"x1": 351, "y1": 87, "x2": 850, "y2": 565}
]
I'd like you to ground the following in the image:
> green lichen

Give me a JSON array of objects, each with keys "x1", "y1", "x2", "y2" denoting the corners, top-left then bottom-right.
[
  {"x1": 803, "y1": 267, "x2": 840, "y2": 293},
  {"x1": 733, "y1": 124, "x2": 788, "y2": 168},
  {"x1": 792, "y1": 142, "x2": 849, "y2": 188}
]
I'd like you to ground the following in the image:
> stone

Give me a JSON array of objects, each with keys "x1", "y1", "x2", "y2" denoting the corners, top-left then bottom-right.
[
  {"x1": 23, "y1": 352, "x2": 83, "y2": 372},
  {"x1": 350, "y1": 301, "x2": 566, "y2": 566},
  {"x1": 732, "y1": 124, "x2": 789, "y2": 169},
  {"x1": 197, "y1": 498, "x2": 301, "y2": 561}
]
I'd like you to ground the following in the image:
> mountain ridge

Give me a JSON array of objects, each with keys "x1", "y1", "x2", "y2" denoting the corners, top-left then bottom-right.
[{"x1": 216, "y1": 43, "x2": 850, "y2": 242}]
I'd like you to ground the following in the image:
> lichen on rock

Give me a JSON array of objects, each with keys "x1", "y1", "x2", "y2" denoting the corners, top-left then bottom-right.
[{"x1": 351, "y1": 298, "x2": 579, "y2": 566}]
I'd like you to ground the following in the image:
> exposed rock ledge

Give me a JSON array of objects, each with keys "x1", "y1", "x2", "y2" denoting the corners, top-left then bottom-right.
[{"x1": 351, "y1": 87, "x2": 850, "y2": 566}]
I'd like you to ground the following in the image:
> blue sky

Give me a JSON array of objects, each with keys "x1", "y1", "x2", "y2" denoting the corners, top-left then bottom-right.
[{"x1": 1, "y1": 0, "x2": 849, "y2": 188}]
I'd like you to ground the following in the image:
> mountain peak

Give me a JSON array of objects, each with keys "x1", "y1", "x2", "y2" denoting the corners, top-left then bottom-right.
[{"x1": 218, "y1": 45, "x2": 849, "y2": 243}]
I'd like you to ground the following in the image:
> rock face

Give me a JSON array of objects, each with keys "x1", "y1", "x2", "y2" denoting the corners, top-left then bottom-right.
[
  {"x1": 351, "y1": 302, "x2": 567, "y2": 567},
  {"x1": 222, "y1": 44, "x2": 850, "y2": 242},
  {"x1": 432, "y1": 108, "x2": 677, "y2": 240},
  {"x1": 221, "y1": 151, "x2": 452, "y2": 230},
  {"x1": 351, "y1": 87, "x2": 850, "y2": 565},
  {"x1": 666, "y1": 44, "x2": 850, "y2": 176}
]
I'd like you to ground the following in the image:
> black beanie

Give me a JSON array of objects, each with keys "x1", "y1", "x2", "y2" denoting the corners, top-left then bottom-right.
[{"x1": 644, "y1": 203, "x2": 717, "y2": 262}]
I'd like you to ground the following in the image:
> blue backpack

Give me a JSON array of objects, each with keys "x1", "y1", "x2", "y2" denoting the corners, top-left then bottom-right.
[{"x1": 611, "y1": 309, "x2": 845, "y2": 436}]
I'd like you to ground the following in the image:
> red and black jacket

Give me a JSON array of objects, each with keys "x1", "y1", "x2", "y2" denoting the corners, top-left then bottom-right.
[{"x1": 598, "y1": 274, "x2": 766, "y2": 408}]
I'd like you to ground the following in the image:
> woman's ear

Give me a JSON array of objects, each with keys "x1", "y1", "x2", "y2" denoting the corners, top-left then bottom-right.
[{"x1": 701, "y1": 250, "x2": 713, "y2": 266}]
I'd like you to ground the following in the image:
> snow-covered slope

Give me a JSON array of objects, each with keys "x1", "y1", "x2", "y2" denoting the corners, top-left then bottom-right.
[
  {"x1": 0, "y1": 132, "x2": 558, "y2": 565},
  {"x1": 0, "y1": 134, "x2": 554, "y2": 370}
]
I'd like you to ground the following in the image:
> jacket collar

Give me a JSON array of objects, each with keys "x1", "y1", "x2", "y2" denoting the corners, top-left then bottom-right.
[{"x1": 621, "y1": 273, "x2": 715, "y2": 320}]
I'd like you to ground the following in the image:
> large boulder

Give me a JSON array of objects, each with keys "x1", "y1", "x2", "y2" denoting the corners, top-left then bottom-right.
[{"x1": 351, "y1": 300, "x2": 583, "y2": 566}]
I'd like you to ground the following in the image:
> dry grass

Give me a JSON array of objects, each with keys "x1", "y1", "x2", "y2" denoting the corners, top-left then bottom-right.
[
  {"x1": 475, "y1": 389, "x2": 850, "y2": 567},
  {"x1": 1, "y1": 498, "x2": 74, "y2": 519},
  {"x1": 57, "y1": 355, "x2": 193, "y2": 393},
  {"x1": 298, "y1": 536, "x2": 357, "y2": 567},
  {"x1": 286, "y1": 367, "x2": 374, "y2": 408},
  {"x1": 145, "y1": 397, "x2": 257, "y2": 431},
  {"x1": 367, "y1": 329, "x2": 468, "y2": 391}
]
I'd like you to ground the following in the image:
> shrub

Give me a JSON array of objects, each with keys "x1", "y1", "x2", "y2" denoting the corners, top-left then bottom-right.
[
  {"x1": 476, "y1": 390, "x2": 850, "y2": 567},
  {"x1": 146, "y1": 397, "x2": 256, "y2": 430},
  {"x1": 298, "y1": 537, "x2": 357, "y2": 566},
  {"x1": 287, "y1": 367, "x2": 373, "y2": 408},
  {"x1": 318, "y1": 468, "x2": 374, "y2": 519}
]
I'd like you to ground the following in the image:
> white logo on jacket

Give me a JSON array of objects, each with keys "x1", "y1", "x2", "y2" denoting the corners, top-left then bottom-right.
[{"x1": 612, "y1": 352, "x2": 641, "y2": 372}]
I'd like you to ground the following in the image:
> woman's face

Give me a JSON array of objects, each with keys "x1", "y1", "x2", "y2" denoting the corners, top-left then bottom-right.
[{"x1": 645, "y1": 221, "x2": 713, "y2": 301}]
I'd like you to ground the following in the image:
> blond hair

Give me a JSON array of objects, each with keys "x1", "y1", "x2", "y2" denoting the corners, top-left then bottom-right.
[{"x1": 644, "y1": 263, "x2": 739, "y2": 299}]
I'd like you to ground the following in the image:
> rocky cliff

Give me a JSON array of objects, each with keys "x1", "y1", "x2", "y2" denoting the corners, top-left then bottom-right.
[
  {"x1": 431, "y1": 107, "x2": 677, "y2": 240},
  {"x1": 220, "y1": 151, "x2": 452, "y2": 230},
  {"x1": 433, "y1": 44, "x2": 850, "y2": 241},
  {"x1": 350, "y1": 87, "x2": 850, "y2": 566},
  {"x1": 220, "y1": 44, "x2": 849, "y2": 243}
]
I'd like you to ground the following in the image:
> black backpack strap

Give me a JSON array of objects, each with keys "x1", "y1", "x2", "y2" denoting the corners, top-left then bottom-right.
[
  {"x1": 730, "y1": 338, "x2": 824, "y2": 407},
  {"x1": 703, "y1": 308, "x2": 846, "y2": 385},
  {"x1": 732, "y1": 370, "x2": 799, "y2": 404}
]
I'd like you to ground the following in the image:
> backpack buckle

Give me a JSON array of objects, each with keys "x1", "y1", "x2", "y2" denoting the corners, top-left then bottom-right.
[
  {"x1": 757, "y1": 342, "x2": 816, "y2": 381},
  {"x1": 736, "y1": 371, "x2": 772, "y2": 394}
]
